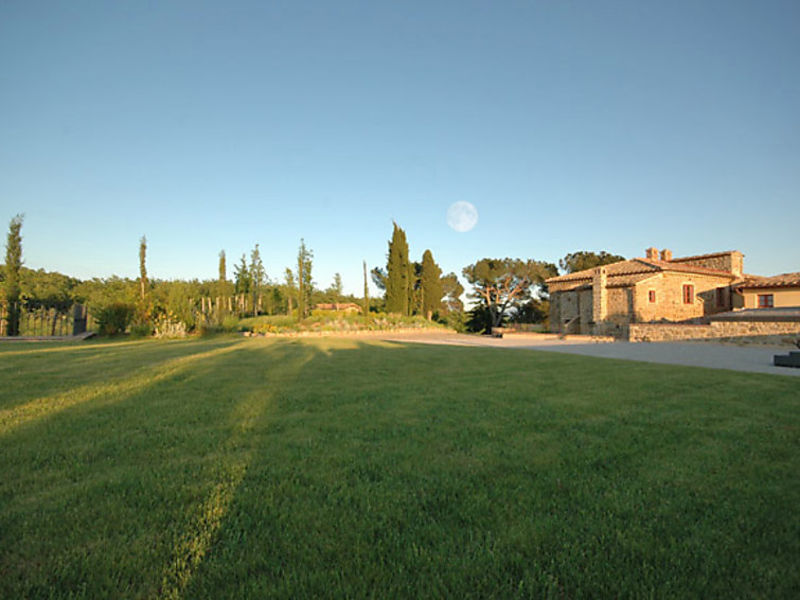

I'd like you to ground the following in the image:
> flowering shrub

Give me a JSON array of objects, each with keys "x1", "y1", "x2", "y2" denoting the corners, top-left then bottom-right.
[{"x1": 154, "y1": 318, "x2": 188, "y2": 338}]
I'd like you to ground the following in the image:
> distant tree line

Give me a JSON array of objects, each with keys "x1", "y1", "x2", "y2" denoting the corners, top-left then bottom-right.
[{"x1": 1, "y1": 214, "x2": 625, "y2": 336}]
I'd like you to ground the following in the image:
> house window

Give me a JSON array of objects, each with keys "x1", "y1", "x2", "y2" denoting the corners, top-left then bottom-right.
[
  {"x1": 648, "y1": 290, "x2": 656, "y2": 303},
  {"x1": 682, "y1": 284, "x2": 694, "y2": 304},
  {"x1": 758, "y1": 294, "x2": 774, "y2": 308}
]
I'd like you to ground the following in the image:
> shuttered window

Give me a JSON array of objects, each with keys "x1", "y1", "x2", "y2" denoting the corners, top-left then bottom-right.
[{"x1": 758, "y1": 294, "x2": 774, "y2": 308}]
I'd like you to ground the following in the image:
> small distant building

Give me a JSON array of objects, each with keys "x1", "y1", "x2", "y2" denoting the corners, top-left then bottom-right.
[
  {"x1": 313, "y1": 302, "x2": 363, "y2": 314},
  {"x1": 733, "y1": 272, "x2": 800, "y2": 309}
]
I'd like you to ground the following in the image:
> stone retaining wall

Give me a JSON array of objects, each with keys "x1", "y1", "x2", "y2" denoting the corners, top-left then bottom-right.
[{"x1": 628, "y1": 321, "x2": 800, "y2": 343}]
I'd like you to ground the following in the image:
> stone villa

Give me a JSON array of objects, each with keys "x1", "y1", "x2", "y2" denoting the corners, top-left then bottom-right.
[{"x1": 546, "y1": 248, "x2": 800, "y2": 340}]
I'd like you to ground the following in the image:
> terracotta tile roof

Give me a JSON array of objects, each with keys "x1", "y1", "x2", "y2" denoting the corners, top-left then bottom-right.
[
  {"x1": 546, "y1": 259, "x2": 658, "y2": 284},
  {"x1": 734, "y1": 272, "x2": 800, "y2": 289},
  {"x1": 546, "y1": 257, "x2": 737, "y2": 286}
]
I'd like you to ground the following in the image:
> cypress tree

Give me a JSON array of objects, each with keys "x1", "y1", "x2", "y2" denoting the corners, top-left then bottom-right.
[
  {"x1": 139, "y1": 235, "x2": 147, "y2": 302},
  {"x1": 3, "y1": 215, "x2": 23, "y2": 336},
  {"x1": 250, "y1": 244, "x2": 266, "y2": 316},
  {"x1": 296, "y1": 239, "x2": 313, "y2": 319},
  {"x1": 385, "y1": 222, "x2": 410, "y2": 315},
  {"x1": 219, "y1": 250, "x2": 226, "y2": 282},
  {"x1": 408, "y1": 261, "x2": 417, "y2": 315},
  {"x1": 420, "y1": 249, "x2": 443, "y2": 320},
  {"x1": 297, "y1": 246, "x2": 305, "y2": 320},
  {"x1": 363, "y1": 260, "x2": 369, "y2": 316},
  {"x1": 138, "y1": 235, "x2": 150, "y2": 324}
]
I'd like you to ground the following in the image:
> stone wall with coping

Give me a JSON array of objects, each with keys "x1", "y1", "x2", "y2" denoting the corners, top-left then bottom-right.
[{"x1": 628, "y1": 320, "x2": 800, "y2": 343}]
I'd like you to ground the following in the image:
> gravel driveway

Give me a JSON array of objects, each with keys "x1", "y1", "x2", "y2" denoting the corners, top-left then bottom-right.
[{"x1": 377, "y1": 332, "x2": 800, "y2": 377}]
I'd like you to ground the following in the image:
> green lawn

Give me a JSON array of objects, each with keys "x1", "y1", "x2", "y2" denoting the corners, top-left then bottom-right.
[{"x1": 1, "y1": 336, "x2": 798, "y2": 598}]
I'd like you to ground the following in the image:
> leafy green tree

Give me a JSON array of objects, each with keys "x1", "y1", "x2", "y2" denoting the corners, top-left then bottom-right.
[
  {"x1": 234, "y1": 254, "x2": 251, "y2": 296},
  {"x1": 249, "y1": 244, "x2": 266, "y2": 316},
  {"x1": 385, "y1": 222, "x2": 410, "y2": 315},
  {"x1": 559, "y1": 250, "x2": 625, "y2": 274},
  {"x1": 282, "y1": 268, "x2": 296, "y2": 316},
  {"x1": 420, "y1": 250, "x2": 443, "y2": 320},
  {"x1": 20, "y1": 267, "x2": 79, "y2": 312},
  {"x1": 462, "y1": 258, "x2": 557, "y2": 331},
  {"x1": 3, "y1": 215, "x2": 23, "y2": 336},
  {"x1": 513, "y1": 298, "x2": 550, "y2": 324},
  {"x1": 440, "y1": 272, "x2": 464, "y2": 314},
  {"x1": 327, "y1": 273, "x2": 343, "y2": 302}
]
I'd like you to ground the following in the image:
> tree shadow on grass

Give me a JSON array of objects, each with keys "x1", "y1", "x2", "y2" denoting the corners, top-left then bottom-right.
[
  {"x1": 3, "y1": 337, "x2": 798, "y2": 598},
  {"x1": 0, "y1": 338, "x2": 249, "y2": 432},
  {"x1": 180, "y1": 338, "x2": 575, "y2": 598},
  {"x1": 0, "y1": 338, "x2": 315, "y2": 598},
  {"x1": 0, "y1": 336, "x2": 243, "y2": 412}
]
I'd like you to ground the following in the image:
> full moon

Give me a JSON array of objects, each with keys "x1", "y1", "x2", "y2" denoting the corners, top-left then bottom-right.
[{"x1": 446, "y1": 201, "x2": 479, "y2": 232}]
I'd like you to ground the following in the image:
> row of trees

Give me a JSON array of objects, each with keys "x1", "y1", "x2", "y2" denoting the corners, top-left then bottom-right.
[
  {"x1": 370, "y1": 223, "x2": 463, "y2": 325},
  {"x1": 369, "y1": 223, "x2": 629, "y2": 332},
  {"x1": 2, "y1": 214, "x2": 627, "y2": 335}
]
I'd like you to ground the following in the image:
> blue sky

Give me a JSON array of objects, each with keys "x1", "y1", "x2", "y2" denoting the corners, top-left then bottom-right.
[{"x1": 1, "y1": 0, "x2": 798, "y2": 295}]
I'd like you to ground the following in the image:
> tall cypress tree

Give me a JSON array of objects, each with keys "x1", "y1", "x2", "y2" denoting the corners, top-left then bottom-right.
[
  {"x1": 217, "y1": 249, "x2": 228, "y2": 302},
  {"x1": 139, "y1": 236, "x2": 147, "y2": 302},
  {"x1": 385, "y1": 222, "x2": 410, "y2": 315},
  {"x1": 420, "y1": 249, "x2": 443, "y2": 320},
  {"x1": 296, "y1": 239, "x2": 313, "y2": 319},
  {"x1": 363, "y1": 260, "x2": 369, "y2": 316},
  {"x1": 3, "y1": 215, "x2": 23, "y2": 336},
  {"x1": 218, "y1": 250, "x2": 226, "y2": 282},
  {"x1": 138, "y1": 235, "x2": 150, "y2": 323},
  {"x1": 250, "y1": 244, "x2": 266, "y2": 316}
]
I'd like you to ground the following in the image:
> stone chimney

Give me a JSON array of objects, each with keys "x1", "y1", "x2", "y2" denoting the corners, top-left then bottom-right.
[
  {"x1": 592, "y1": 266, "x2": 607, "y2": 323},
  {"x1": 660, "y1": 249, "x2": 673, "y2": 262},
  {"x1": 645, "y1": 247, "x2": 659, "y2": 260},
  {"x1": 730, "y1": 251, "x2": 743, "y2": 277}
]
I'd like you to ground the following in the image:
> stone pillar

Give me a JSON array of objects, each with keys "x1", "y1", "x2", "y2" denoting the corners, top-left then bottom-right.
[{"x1": 592, "y1": 267, "x2": 607, "y2": 323}]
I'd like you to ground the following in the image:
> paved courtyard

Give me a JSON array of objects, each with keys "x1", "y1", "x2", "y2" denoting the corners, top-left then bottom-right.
[{"x1": 378, "y1": 332, "x2": 800, "y2": 377}]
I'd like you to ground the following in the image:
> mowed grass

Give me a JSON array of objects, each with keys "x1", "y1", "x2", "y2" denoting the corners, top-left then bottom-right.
[{"x1": 1, "y1": 336, "x2": 798, "y2": 598}]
